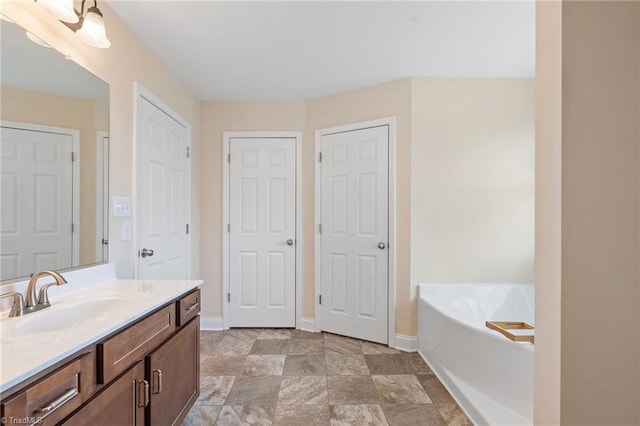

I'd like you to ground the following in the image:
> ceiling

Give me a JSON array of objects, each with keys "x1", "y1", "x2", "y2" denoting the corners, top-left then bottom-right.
[{"x1": 108, "y1": 1, "x2": 535, "y2": 101}]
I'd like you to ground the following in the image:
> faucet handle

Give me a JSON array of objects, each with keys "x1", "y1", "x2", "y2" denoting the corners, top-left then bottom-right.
[
  {"x1": 37, "y1": 283, "x2": 58, "y2": 307},
  {"x1": 1, "y1": 292, "x2": 25, "y2": 317}
]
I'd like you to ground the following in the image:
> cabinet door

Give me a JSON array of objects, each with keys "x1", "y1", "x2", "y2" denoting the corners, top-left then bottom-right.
[
  {"x1": 63, "y1": 362, "x2": 146, "y2": 426},
  {"x1": 147, "y1": 317, "x2": 199, "y2": 426}
]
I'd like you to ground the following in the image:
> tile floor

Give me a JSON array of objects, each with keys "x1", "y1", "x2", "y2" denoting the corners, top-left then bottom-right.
[{"x1": 182, "y1": 329, "x2": 471, "y2": 425}]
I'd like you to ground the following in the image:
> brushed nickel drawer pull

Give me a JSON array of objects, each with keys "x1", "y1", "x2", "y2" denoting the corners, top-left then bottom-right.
[
  {"x1": 185, "y1": 301, "x2": 199, "y2": 314},
  {"x1": 137, "y1": 379, "x2": 150, "y2": 407},
  {"x1": 33, "y1": 387, "x2": 78, "y2": 416},
  {"x1": 152, "y1": 369, "x2": 163, "y2": 394}
]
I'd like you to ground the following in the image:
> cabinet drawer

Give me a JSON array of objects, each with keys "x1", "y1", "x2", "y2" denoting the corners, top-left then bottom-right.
[
  {"x1": 98, "y1": 304, "x2": 175, "y2": 384},
  {"x1": 176, "y1": 289, "x2": 200, "y2": 327},
  {"x1": 1, "y1": 353, "x2": 94, "y2": 426}
]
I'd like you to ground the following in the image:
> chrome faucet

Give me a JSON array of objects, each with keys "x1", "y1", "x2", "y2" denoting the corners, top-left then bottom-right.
[{"x1": 25, "y1": 270, "x2": 67, "y2": 312}]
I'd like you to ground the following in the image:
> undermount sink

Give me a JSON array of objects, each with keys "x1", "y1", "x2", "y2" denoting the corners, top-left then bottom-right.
[{"x1": 15, "y1": 297, "x2": 126, "y2": 334}]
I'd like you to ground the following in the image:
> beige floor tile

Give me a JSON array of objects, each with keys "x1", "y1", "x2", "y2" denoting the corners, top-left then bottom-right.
[
  {"x1": 326, "y1": 353, "x2": 370, "y2": 375},
  {"x1": 273, "y1": 404, "x2": 330, "y2": 426},
  {"x1": 182, "y1": 405, "x2": 222, "y2": 425},
  {"x1": 225, "y1": 376, "x2": 282, "y2": 405},
  {"x1": 258, "y1": 329, "x2": 292, "y2": 340},
  {"x1": 329, "y1": 404, "x2": 388, "y2": 426},
  {"x1": 196, "y1": 376, "x2": 235, "y2": 405},
  {"x1": 242, "y1": 355, "x2": 286, "y2": 376},
  {"x1": 283, "y1": 354, "x2": 326, "y2": 376},
  {"x1": 251, "y1": 339, "x2": 290, "y2": 355},
  {"x1": 278, "y1": 376, "x2": 328, "y2": 405},
  {"x1": 382, "y1": 403, "x2": 446, "y2": 426},
  {"x1": 372, "y1": 375, "x2": 431, "y2": 404},
  {"x1": 327, "y1": 376, "x2": 380, "y2": 404},
  {"x1": 201, "y1": 355, "x2": 247, "y2": 376},
  {"x1": 288, "y1": 339, "x2": 324, "y2": 355},
  {"x1": 215, "y1": 405, "x2": 275, "y2": 426}
]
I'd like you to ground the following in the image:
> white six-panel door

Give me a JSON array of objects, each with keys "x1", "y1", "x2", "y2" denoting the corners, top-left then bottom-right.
[
  {"x1": 137, "y1": 96, "x2": 189, "y2": 280},
  {"x1": 229, "y1": 137, "x2": 296, "y2": 327},
  {"x1": 1, "y1": 125, "x2": 74, "y2": 280},
  {"x1": 319, "y1": 126, "x2": 389, "y2": 344}
]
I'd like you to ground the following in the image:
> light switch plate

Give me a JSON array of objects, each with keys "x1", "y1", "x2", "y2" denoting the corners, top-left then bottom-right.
[
  {"x1": 113, "y1": 196, "x2": 131, "y2": 217},
  {"x1": 122, "y1": 220, "x2": 132, "y2": 241}
]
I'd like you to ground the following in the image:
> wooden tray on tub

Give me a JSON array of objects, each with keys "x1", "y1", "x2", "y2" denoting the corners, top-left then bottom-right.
[{"x1": 486, "y1": 321, "x2": 535, "y2": 343}]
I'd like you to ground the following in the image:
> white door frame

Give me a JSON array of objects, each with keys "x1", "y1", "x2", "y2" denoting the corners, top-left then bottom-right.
[
  {"x1": 133, "y1": 83, "x2": 192, "y2": 279},
  {"x1": 1, "y1": 120, "x2": 81, "y2": 268},
  {"x1": 315, "y1": 117, "x2": 397, "y2": 347},
  {"x1": 223, "y1": 131, "x2": 303, "y2": 329}
]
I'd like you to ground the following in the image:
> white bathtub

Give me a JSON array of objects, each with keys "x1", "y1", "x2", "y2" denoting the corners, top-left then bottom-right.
[{"x1": 418, "y1": 283, "x2": 534, "y2": 426}]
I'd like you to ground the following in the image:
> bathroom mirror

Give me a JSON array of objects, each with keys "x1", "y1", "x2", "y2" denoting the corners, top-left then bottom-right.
[{"x1": 0, "y1": 19, "x2": 110, "y2": 282}]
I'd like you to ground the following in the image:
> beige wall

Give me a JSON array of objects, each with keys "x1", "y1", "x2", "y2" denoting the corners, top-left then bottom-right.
[
  {"x1": 1, "y1": 86, "x2": 106, "y2": 265},
  {"x1": 536, "y1": 1, "x2": 640, "y2": 424},
  {"x1": 200, "y1": 78, "x2": 533, "y2": 338},
  {"x1": 534, "y1": 1, "x2": 562, "y2": 423},
  {"x1": 199, "y1": 101, "x2": 306, "y2": 317},
  {"x1": 561, "y1": 2, "x2": 639, "y2": 423},
  {"x1": 2, "y1": 1, "x2": 201, "y2": 280},
  {"x1": 411, "y1": 77, "x2": 534, "y2": 286}
]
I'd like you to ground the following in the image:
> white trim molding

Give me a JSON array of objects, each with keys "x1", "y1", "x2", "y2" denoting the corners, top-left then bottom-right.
[
  {"x1": 394, "y1": 334, "x2": 418, "y2": 352},
  {"x1": 299, "y1": 317, "x2": 316, "y2": 333},
  {"x1": 200, "y1": 317, "x2": 225, "y2": 331},
  {"x1": 222, "y1": 131, "x2": 303, "y2": 329},
  {"x1": 314, "y1": 117, "x2": 397, "y2": 345}
]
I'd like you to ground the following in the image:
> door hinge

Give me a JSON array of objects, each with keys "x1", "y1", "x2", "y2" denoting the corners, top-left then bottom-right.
[
  {"x1": 319, "y1": 295, "x2": 322, "y2": 305},
  {"x1": 186, "y1": 146, "x2": 190, "y2": 158},
  {"x1": 318, "y1": 224, "x2": 322, "y2": 234},
  {"x1": 318, "y1": 152, "x2": 322, "y2": 162},
  {"x1": 227, "y1": 292, "x2": 230, "y2": 303},
  {"x1": 227, "y1": 153, "x2": 231, "y2": 164},
  {"x1": 227, "y1": 223, "x2": 230, "y2": 233},
  {"x1": 186, "y1": 224, "x2": 189, "y2": 234},
  {"x1": 71, "y1": 152, "x2": 76, "y2": 162},
  {"x1": 71, "y1": 223, "x2": 75, "y2": 233}
]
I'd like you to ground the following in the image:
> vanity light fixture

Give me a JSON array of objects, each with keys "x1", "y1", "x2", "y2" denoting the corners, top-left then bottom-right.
[
  {"x1": 36, "y1": 0, "x2": 111, "y2": 49},
  {"x1": 37, "y1": 0, "x2": 78, "y2": 24},
  {"x1": 26, "y1": 31, "x2": 53, "y2": 48}
]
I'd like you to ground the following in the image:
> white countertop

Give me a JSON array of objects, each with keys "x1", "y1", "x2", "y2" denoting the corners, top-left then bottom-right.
[{"x1": 0, "y1": 278, "x2": 201, "y2": 393}]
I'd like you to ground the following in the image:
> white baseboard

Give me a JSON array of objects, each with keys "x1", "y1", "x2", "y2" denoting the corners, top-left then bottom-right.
[
  {"x1": 394, "y1": 334, "x2": 418, "y2": 352},
  {"x1": 201, "y1": 316, "x2": 224, "y2": 330},
  {"x1": 299, "y1": 317, "x2": 316, "y2": 332}
]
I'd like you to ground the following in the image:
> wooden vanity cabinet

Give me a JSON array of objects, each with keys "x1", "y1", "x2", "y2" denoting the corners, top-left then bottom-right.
[
  {"x1": 62, "y1": 361, "x2": 146, "y2": 426},
  {"x1": 1, "y1": 288, "x2": 201, "y2": 426},
  {"x1": 0, "y1": 353, "x2": 94, "y2": 426},
  {"x1": 146, "y1": 317, "x2": 199, "y2": 426}
]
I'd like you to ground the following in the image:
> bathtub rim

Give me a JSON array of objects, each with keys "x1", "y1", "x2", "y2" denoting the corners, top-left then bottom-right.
[{"x1": 419, "y1": 283, "x2": 535, "y2": 352}]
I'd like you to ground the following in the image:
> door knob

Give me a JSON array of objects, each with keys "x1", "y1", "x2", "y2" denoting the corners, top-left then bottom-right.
[
  {"x1": 377, "y1": 242, "x2": 386, "y2": 250},
  {"x1": 140, "y1": 248, "x2": 155, "y2": 258},
  {"x1": 286, "y1": 239, "x2": 294, "y2": 246}
]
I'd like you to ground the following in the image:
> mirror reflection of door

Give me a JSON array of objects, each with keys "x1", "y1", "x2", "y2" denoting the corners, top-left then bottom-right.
[
  {"x1": 96, "y1": 131, "x2": 109, "y2": 263},
  {"x1": 0, "y1": 123, "x2": 78, "y2": 280}
]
